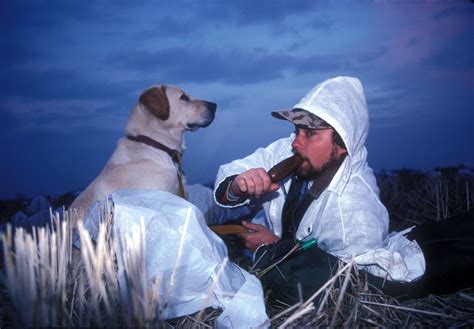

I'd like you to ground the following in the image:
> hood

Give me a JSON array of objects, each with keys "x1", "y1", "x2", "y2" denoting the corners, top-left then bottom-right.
[{"x1": 290, "y1": 76, "x2": 369, "y2": 163}]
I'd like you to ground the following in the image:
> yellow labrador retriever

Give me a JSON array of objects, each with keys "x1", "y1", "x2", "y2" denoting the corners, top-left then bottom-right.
[{"x1": 69, "y1": 85, "x2": 217, "y2": 213}]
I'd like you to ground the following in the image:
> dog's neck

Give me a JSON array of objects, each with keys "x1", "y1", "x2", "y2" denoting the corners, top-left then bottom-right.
[
  {"x1": 125, "y1": 133, "x2": 187, "y2": 198},
  {"x1": 126, "y1": 134, "x2": 182, "y2": 161},
  {"x1": 124, "y1": 104, "x2": 186, "y2": 153}
]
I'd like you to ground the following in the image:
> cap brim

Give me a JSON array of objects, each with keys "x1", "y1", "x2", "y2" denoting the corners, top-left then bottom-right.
[
  {"x1": 271, "y1": 109, "x2": 331, "y2": 130},
  {"x1": 271, "y1": 110, "x2": 290, "y2": 121},
  {"x1": 271, "y1": 109, "x2": 310, "y2": 128}
]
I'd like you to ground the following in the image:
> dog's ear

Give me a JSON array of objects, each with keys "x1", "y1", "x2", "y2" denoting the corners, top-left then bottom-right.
[{"x1": 139, "y1": 86, "x2": 170, "y2": 120}]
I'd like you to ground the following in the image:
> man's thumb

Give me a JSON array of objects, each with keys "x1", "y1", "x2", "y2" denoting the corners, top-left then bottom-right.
[{"x1": 269, "y1": 183, "x2": 280, "y2": 192}]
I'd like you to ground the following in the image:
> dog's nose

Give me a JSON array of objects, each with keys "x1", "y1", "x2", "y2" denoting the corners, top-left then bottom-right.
[{"x1": 207, "y1": 102, "x2": 217, "y2": 113}]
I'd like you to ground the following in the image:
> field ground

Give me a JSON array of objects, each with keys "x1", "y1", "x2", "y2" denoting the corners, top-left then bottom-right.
[{"x1": 1, "y1": 166, "x2": 473, "y2": 327}]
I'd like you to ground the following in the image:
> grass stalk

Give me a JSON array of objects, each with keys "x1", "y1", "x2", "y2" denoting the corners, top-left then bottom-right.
[{"x1": 360, "y1": 300, "x2": 454, "y2": 318}]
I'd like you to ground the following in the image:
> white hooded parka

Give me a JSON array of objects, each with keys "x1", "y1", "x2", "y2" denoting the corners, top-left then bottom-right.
[{"x1": 214, "y1": 76, "x2": 425, "y2": 282}]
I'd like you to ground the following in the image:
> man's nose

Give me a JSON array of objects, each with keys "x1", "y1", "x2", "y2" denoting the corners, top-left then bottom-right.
[{"x1": 291, "y1": 134, "x2": 302, "y2": 150}]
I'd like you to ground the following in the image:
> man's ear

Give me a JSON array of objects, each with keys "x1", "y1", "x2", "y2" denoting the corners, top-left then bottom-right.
[{"x1": 139, "y1": 85, "x2": 170, "y2": 120}]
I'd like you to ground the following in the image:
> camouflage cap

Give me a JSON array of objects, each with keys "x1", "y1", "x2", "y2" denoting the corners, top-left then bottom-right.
[{"x1": 271, "y1": 108, "x2": 332, "y2": 129}]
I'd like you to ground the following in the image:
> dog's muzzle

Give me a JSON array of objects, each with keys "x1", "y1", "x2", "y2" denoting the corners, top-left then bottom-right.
[{"x1": 187, "y1": 102, "x2": 217, "y2": 131}]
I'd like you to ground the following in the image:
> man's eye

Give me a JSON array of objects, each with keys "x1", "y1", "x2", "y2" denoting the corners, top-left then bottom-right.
[
  {"x1": 305, "y1": 130, "x2": 316, "y2": 137},
  {"x1": 180, "y1": 94, "x2": 190, "y2": 101}
]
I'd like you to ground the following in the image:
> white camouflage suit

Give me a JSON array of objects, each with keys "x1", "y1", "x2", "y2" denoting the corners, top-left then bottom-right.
[{"x1": 214, "y1": 76, "x2": 425, "y2": 282}]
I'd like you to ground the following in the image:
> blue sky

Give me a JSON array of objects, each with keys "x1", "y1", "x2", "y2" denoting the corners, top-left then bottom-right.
[{"x1": 1, "y1": 0, "x2": 473, "y2": 199}]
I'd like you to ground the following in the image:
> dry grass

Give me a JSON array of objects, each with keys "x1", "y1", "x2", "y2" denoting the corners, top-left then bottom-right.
[
  {"x1": 1, "y1": 207, "x2": 473, "y2": 328},
  {"x1": 378, "y1": 168, "x2": 473, "y2": 228},
  {"x1": 268, "y1": 261, "x2": 474, "y2": 328},
  {"x1": 0, "y1": 208, "x2": 185, "y2": 327}
]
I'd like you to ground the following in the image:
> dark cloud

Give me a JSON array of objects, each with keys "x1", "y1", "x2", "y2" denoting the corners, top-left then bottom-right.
[
  {"x1": 137, "y1": 16, "x2": 197, "y2": 39},
  {"x1": 306, "y1": 17, "x2": 332, "y2": 31},
  {"x1": 1, "y1": 2, "x2": 134, "y2": 67},
  {"x1": 367, "y1": 87, "x2": 407, "y2": 110},
  {"x1": 407, "y1": 37, "x2": 422, "y2": 47},
  {"x1": 293, "y1": 54, "x2": 347, "y2": 73},
  {"x1": 0, "y1": 67, "x2": 137, "y2": 101},
  {"x1": 213, "y1": 0, "x2": 321, "y2": 24},
  {"x1": 107, "y1": 47, "x2": 291, "y2": 84},
  {"x1": 354, "y1": 47, "x2": 389, "y2": 64},
  {"x1": 130, "y1": 2, "x2": 331, "y2": 43},
  {"x1": 1, "y1": 2, "x2": 87, "y2": 38},
  {"x1": 0, "y1": 106, "x2": 18, "y2": 136},
  {"x1": 0, "y1": 129, "x2": 119, "y2": 197},
  {"x1": 427, "y1": 4, "x2": 474, "y2": 71},
  {"x1": 424, "y1": 30, "x2": 474, "y2": 70},
  {"x1": 1, "y1": 1, "x2": 135, "y2": 29},
  {"x1": 2, "y1": 1, "x2": 326, "y2": 39},
  {"x1": 106, "y1": 47, "x2": 362, "y2": 85},
  {"x1": 157, "y1": 0, "x2": 323, "y2": 26},
  {"x1": 0, "y1": 39, "x2": 45, "y2": 67},
  {"x1": 432, "y1": 5, "x2": 474, "y2": 21}
]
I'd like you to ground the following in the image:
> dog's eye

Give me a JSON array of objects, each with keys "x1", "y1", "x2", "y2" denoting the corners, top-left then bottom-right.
[{"x1": 180, "y1": 94, "x2": 190, "y2": 101}]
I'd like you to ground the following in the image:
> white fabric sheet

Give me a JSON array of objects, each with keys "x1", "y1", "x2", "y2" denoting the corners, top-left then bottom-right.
[{"x1": 80, "y1": 189, "x2": 269, "y2": 328}]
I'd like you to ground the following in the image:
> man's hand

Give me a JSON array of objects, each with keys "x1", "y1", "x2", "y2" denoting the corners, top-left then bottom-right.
[
  {"x1": 230, "y1": 168, "x2": 280, "y2": 199},
  {"x1": 236, "y1": 221, "x2": 279, "y2": 252}
]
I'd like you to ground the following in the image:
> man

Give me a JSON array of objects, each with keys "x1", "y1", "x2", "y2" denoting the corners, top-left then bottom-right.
[{"x1": 213, "y1": 76, "x2": 425, "y2": 303}]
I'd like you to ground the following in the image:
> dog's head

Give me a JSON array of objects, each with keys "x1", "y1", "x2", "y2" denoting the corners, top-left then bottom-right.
[{"x1": 139, "y1": 85, "x2": 217, "y2": 131}]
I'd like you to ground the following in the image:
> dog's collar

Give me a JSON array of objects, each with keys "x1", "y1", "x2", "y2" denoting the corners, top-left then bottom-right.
[
  {"x1": 126, "y1": 134, "x2": 182, "y2": 164},
  {"x1": 126, "y1": 134, "x2": 186, "y2": 198}
]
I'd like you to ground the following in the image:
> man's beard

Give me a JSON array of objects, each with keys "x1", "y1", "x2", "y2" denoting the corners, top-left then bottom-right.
[{"x1": 296, "y1": 148, "x2": 339, "y2": 181}]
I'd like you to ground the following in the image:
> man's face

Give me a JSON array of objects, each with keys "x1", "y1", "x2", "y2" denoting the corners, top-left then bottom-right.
[{"x1": 291, "y1": 127, "x2": 347, "y2": 180}]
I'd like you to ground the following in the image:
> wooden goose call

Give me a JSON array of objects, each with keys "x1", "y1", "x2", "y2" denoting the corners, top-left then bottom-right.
[
  {"x1": 267, "y1": 153, "x2": 303, "y2": 183},
  {"x1": 210, "y1": 154, "x2": 303, "y2": 235}
]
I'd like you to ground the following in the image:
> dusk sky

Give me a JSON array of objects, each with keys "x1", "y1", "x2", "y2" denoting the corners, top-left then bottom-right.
[{"x1": 1, "y1": 1, "x2": 473, "y2": 199}]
